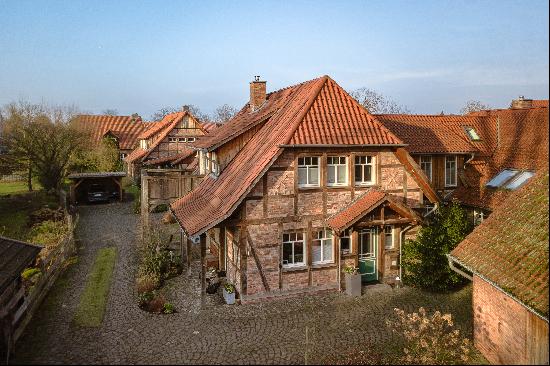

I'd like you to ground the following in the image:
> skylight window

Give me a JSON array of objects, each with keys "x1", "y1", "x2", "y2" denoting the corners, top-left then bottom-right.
[
  {"x1": 486, "y1": 169, "x2": 519, "y2": 188},
  {"x1": 504, "y1": 171, "x2": 534, "y2": 190},
  {"x1": 464, "y1": 126, "x2": 481, "y2": 141}
]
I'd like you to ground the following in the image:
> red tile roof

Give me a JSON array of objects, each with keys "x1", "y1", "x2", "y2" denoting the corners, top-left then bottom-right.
[
  {"x1": 450, "y1": 170, "x2": 549, "y2": 318},
  {"x1": 327, "y1": 190, "x2": 421, "y2": 233},
  {"x1": 193, "y1": 84, "x2": 300, "y2": 151},
  {"x1": 451, "y1": 107, "x2": 549, "y2": 210},
  {"x1": 143, "y1": 147, "x2": 196, "y2": 166},
  {"x1": 288, "y1": 82, "x2": 403, "y2": 146},
  {"x1": 74, "y1": 114, "x2": 150, "y2": 150},
  {"x1": 532, "y1": 100, "x2": 549, "y2": 108},
  {"x1": 126, "y1": 111, "x2": 207, "y2": 164},
  {"x1": 171, "y1": 76, "x2": 409, "y2": 237},
  {"x1": 375, "y1": 114, "x2": 489, "y2": 154},
  {"x1": 327, "y1": 190, "x2": 386, "y2": 233}
]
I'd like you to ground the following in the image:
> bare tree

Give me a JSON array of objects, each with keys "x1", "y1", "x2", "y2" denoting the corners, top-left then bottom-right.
[
  {"x1": 460, "y1": 100, "x2": 490, "y2": 115},
  {"x1": 2, "y1": 101, "x2": 87, "y2": 191},
  {"x1": 150, "y1": 105, "x2": 212, "y2": 123},
  {"x1": 101, "y1": 108, "x2": 119, "y2": 116},
  {"x1": 348, "y1": 88, "x2": 411, "y2": 114},
  {"x1": 212, "y1": 104, "x2": 238, "y2": 123}
]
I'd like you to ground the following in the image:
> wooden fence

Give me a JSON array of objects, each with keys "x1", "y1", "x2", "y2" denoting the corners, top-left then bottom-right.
[
  {"x1": 2, "y1": 213, "x2": 78, "y2": 361},
  {"x1": 140, "y1": 168, "x2": 204, "y2": 229}
]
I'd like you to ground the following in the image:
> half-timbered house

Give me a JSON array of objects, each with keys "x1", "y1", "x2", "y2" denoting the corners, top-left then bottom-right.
[
  {"x1": 124, "y1": 109, "x2": 214, "y2": 179},
  {"x1": 171, "y1": 76, "x2": 439, "y2": 302}
]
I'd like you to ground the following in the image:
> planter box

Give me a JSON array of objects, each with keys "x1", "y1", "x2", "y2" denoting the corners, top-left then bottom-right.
[
  {"x1": 223, "y1": 288, "x2": 235, "y2": 305},
  {"x1": 345, "y1": 273, "x2": 362, "y2": 297}
]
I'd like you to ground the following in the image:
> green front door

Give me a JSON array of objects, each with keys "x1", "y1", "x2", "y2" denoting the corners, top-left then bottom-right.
[{"x1": 358, "y1": 228, "x2": 378, "y2": 283}]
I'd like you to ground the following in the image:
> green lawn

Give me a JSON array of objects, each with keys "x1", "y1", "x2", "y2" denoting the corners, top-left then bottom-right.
[
  {"x1": 0, "y1": 189, "x2": 57, "y2": 241},
  {"x1": 0, "y1": 180, "x2": 42, "y2": 196},
  {"x1": 73, "y1": 247, "x2": 117, "y2": 327}
]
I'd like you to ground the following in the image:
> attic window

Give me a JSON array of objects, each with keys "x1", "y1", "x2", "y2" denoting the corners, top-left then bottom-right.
[
  {"x1": 486, "y1": 169, "x2": 519, "y2": 188},
  {"x1": 464, "y1": 126, "x2": 480, "y2": 141},
  {"x1": 486, "y1": 169, "x2": 534, "y2": 190},
  {"x1": 504, "y1": 171, "x2": 534, "y2": 190}
]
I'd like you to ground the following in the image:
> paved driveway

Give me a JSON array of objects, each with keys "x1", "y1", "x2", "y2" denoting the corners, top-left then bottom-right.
[{"x1": 13, "y1": 202, "x2": 474, "y2": 365}]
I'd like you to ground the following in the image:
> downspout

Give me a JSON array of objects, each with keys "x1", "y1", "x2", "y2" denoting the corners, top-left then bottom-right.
[{"x1": 464, "y1": 152, "x2": 475, "y2": 169}]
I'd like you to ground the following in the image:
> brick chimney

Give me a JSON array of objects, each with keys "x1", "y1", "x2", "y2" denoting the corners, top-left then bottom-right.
[
  {"x1": 511, "y1": 96, "x2": 533, "y2": 109},
  {"x1": 250, "y1": 76, "x2": 266, "y2": 112}
]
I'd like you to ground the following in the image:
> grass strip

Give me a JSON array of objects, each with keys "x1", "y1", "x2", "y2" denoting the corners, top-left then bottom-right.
[{"x1": 73, "y1": 247, "x2": 117, "y2": 327}]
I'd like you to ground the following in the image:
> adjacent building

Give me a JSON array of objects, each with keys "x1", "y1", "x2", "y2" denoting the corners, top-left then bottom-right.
[
  {"x1": 448, "y1": 170, "x2": 549, "y2": 365},
  {"x1": 74, "y1": 114, "x2": 150, "y2": 160},
  {"x1": 124, "y1": 109, "x2": 215, "y2": 179}
]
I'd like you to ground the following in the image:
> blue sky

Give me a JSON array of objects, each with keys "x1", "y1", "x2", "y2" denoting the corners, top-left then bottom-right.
[{"x1": 0, "y1": 0, "x2": 548, "y2": 119}]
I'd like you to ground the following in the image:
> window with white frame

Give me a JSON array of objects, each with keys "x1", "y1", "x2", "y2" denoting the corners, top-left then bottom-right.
[
  {"x1": 178, "y1": 137, "x2": 187, "y2": 142},
  {"x1": 327, "y1": 156, "x2": 348, "y2": 186},
  {"x1": 384, "y1": 226, "x2": 394, "y2": 249},
  {"x1": 420, "y1": 155, "x2": 432, "y2": 182},
  {"x1": 473, "y1": 209, "x2": 484, "y2": 226},
  {"x1": 297, "y1": 156, "x2": 320, "y2": 187},
  {"x1": 354, "y1": 155, "x2": 375, "y2": 185},
  {"x1": 445, "y1": 155, "x2": 457, "y2": 187},
  {"x1": 340, "y1": 228, "x2": 352, "y2": 254},
  {"x1": 120, "y1": 153, "x2": 127, "y2": 160},
  {"x1": 187, "y1": 137, "x2": 196, "y2": 142},
  {"x1": 168, "y1": 137, "x2": 178, "y2": 142},
  {"x1": 282, "y1": 232, "x2": 305, "y2": 267},
  {"x1": 312, "y1": 229, "x2": 334, "y2": 264}
]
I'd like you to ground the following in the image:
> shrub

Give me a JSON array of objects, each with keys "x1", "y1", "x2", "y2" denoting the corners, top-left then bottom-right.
[
  {"x1": 21, "y1": 267, "x2": 41, "y2": 280},
  {"x1": 29, "y1": 219, "x2": 68, "y2": 248},
  {"x1": 152, "y1": 204, "x2": 168, "y2": 213},
  {"x1": 386, "y1": 307, "x2": 472, "y2": 365},
  {"x1": 343, "y1": 265, "x2": 358, "y2": 275},
  {"x1": 224, "y1": 283, "x2": 235, "y2": 294},
  {"x1": 163, "y1": 302, "x2": 175, "y2": 314},
  {"x1": 138, "y1": 291, "x2": 154, "y2": 307},
  {"x1": 146, "y1": 293, "x2": 166, "y2": 313},
  {"x1": 401, "y1": 201, "x2": 472, "y2": 291},
  {"x1": 136, "y1": 273, "x2": 160, "y2": 294}
]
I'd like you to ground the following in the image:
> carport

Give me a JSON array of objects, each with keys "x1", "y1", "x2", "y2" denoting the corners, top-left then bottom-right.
[{"x1": 67, "y1": 172, "x2": 126, "y2": 205}]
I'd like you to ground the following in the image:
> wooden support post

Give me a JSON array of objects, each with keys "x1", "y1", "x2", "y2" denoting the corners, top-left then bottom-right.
[
  {"x1": 352, "y1": 228, "x2": 359, "y2": 267},
  {"x1": 335, "y1": 234, "x2": 342, "y2": 292},
  {"x1": 219, "y1": 227, "x2": 226, "y2": 272},
  {"x1": 200, "y1": 234, "x2": 207, "y2": 309},
  {"x1": 186, "y1": 237, "x2": 192, "y2": 276},
  {"x1": 141, "y1": 174, "x2": 150, "y2": 235}
]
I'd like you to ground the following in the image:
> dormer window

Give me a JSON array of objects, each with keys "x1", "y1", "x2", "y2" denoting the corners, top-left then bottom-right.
[{"x1": 464, "y1": 126, "x2": 480, "y2": 141}]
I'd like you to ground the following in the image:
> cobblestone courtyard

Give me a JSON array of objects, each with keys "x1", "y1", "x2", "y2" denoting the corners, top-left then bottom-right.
[{"x1": 13, "y1": 202, "x2": 475, "y2": 365}]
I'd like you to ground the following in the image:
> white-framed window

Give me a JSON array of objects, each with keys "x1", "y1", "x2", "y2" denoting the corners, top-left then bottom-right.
[
  {"x1": 178, "y1": 137, "x2": 187, "y2": 142},
  {"x1": 340, "y1": 228, "x2": 352, "y2": 254},
  {"x1": 168, "y1": 137, "x2": 178, "y2": 142},
  {"x1": 297, "y1": 156, "x2": 320, "y2": 187},
  {"x1": 327, "y1": 156, "x2": 348, "y2": 186},
  {"x1": 282, "y1": 232, "x2": 305, "y2": 267},
  {"x1": 445, "y1": 155, "x2": 457, "y2": 187},
  {"x1": 187, "y1": 137, "x2": 196, "y2": 142},
  {"x1": 120, "y1": 153, "x2": 127, "y2": 160},
  {"x1": 354, "y1": 155, "x2": 375, "y2": 185},
  {"x1": 384, "y1": 226, "x2": 394, "y2": 249},
  {"x1": 420, "y1": 155, "x2": 432, "y2": 182},
  {"x1": 312, "y1": 228, "x2": 334, "y2": 264}
]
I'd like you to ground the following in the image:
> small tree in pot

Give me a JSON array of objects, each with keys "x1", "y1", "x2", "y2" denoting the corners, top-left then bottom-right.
[
  {"x1": 344, "y1": 265, "x2": 361, "y2": 297},
  {"x1": 223, "y1": 282, "x2": 236, "y2": 305}
]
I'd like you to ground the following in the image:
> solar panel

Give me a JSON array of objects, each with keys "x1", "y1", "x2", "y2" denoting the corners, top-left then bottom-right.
[
  {"x1": 486, "y1": 169, "x2": 519, "y2": 188},
  {"x1": 504, "y1": 171, "x2": 535, "y2": 190}
]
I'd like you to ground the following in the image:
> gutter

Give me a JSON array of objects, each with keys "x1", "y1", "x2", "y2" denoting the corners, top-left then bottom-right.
[
  {"x1": 278, "y1": 143, "x2": 408, "y2": 148},
  {"x1": 447, "y1": 254, "x2": 549, "y2": 323}
]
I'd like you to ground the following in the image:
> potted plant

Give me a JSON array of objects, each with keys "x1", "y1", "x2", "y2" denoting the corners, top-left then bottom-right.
[
  {"x1": 223, "y1": 282, "x2": 236, "y2": 304},
  {"x1": 343, "y1": 265, "x2": 361, "y2": 297}
]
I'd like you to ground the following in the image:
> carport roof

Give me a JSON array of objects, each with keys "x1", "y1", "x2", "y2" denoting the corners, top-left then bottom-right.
[{"x1": 67, "y1": 172, "x2": 127, "y2": 179}]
